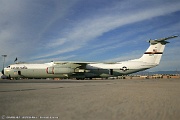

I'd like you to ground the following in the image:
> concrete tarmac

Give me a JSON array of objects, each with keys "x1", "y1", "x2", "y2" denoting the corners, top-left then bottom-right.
[{"x1": 0, "y1": 79, "x2": 180, "y2": 120}]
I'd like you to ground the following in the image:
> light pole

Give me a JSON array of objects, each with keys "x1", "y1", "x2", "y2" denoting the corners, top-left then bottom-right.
[{"x1": 2, "y1": 55, "x2": 7, "y2": 69}]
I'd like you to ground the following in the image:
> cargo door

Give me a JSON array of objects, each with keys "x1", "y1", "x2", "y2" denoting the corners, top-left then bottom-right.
[{"x1": 109, "y1": 69, "x2": 113, "y2": 75}]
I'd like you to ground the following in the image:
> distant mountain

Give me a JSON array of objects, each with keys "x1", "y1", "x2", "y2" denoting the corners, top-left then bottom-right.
[
  {"x1": 133, "y1": 71, "x2": 180, "y2": 75},
  {"x1": 153, "y1": 71, "x2": 180, "y2": 75}
]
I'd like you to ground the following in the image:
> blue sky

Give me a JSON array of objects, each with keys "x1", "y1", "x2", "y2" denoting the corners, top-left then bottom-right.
[{"x1": 0, "y1": 0, "x2": 180, "y2": 71}]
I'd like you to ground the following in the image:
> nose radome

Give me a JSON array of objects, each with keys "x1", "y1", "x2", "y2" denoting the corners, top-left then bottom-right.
[{"x1": 1, "y1": 69, "x2": 4, "y2": 75}]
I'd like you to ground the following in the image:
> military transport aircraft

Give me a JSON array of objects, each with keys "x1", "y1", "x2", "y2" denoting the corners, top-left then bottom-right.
[{"x1": 1, "y1": 35, "x2": 178, "y2": 79}]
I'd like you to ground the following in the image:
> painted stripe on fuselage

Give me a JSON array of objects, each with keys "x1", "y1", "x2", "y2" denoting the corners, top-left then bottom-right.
[{"x1": 144, "y1": 52, "x2": 163, "y2": 54}]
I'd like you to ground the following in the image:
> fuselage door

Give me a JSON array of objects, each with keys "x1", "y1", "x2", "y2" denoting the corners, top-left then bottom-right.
[
  {"x1": 109, "y1": 69, "x2": 113, "y2": 75},
  {"x1": 18, "y1": 71, "x2": 21, "y2": 75}
]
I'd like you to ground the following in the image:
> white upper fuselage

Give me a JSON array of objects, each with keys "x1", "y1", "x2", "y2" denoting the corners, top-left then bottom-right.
[{"x1": 87, "y1": 61, "x2": 156, "y2": 69}]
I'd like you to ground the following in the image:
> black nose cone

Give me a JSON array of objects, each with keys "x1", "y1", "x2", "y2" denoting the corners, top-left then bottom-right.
[{"x1": 1, "y1": 69, "x2": 4, "y2": 75}]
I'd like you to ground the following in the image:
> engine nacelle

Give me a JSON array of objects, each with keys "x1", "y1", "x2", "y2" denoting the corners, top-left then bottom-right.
[{"x1": 46, "y1": 67, "x2": 74, "y2": 74}]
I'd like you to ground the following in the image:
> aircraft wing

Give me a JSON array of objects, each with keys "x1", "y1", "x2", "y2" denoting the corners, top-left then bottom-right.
[
  {"x1": 53, "y1": 61, "x2": 97, "y2": 70},
  {"x1": 54, "y1": 61, "x2": 118, "y2": 65},
  {"x1": 54, "y1": 61, "x2": 96, "y2": 64}
]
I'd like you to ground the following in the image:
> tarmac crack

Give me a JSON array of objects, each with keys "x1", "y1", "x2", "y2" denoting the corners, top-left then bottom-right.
[{"x1": 0, "y1": 88, "x2": 37, "y2": 92}]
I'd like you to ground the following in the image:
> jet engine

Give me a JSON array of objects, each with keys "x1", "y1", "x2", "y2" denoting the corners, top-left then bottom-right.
[{"x1": 46, "y1": 67, "x2": 74, "y2": 74}]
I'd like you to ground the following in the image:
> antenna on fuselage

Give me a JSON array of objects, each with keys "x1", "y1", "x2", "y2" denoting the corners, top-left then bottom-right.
[{"x1": 14, "y1": 57, "x2": 18, "y2": 63}]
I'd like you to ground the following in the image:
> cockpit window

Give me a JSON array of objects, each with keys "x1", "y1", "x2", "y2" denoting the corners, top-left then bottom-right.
[{"x1": 6, "y1": 66, "x2": 10, "y2": 68}]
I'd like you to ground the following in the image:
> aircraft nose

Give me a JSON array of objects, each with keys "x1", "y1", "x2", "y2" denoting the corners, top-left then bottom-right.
[{"x1": 1, "y1": 69, "x2": 4, "y2": 75}]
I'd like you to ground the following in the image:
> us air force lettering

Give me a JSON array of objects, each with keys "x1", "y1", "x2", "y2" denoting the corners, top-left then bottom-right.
[{"x1": 1, "y1": 35, "x2": 178, "y2": 79}]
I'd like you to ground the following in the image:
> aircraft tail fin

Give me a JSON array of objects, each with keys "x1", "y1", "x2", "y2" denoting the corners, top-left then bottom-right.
[{"x1": 137, "y1": 35, "x2": 178, "y2": 64}]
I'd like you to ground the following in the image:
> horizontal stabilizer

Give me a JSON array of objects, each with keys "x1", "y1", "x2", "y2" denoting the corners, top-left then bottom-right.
[{"x1": 149, "y1": 35, "x2": 178, "y2": 44}]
